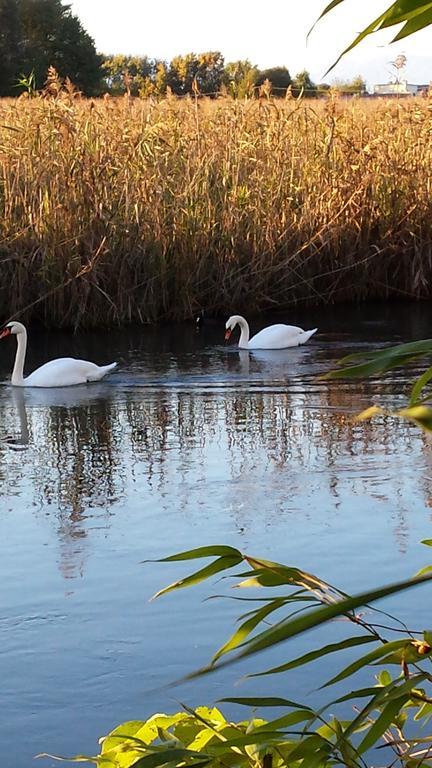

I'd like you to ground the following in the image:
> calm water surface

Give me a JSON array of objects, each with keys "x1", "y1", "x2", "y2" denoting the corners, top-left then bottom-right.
[{"x1": 1, "y1": 303, "x2": 432, "y2": 767}]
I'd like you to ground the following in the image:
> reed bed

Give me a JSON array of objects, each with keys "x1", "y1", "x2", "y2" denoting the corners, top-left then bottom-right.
[{"x1": 0, "y1": 93, "x2": 431, "y2": 327}]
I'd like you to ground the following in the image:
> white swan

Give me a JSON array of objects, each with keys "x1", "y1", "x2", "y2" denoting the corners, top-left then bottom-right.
[
  {"x1": 225, "y1": 315, "x2": 317, "y2": 350},
  {"x1": 0, "y1": 321, "x2": 117, "y2": 387}
]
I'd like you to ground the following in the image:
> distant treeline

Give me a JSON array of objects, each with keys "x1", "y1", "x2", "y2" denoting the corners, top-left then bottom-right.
[{"x1": 0, "y1": 0, "x2": 366, "y2": 97}]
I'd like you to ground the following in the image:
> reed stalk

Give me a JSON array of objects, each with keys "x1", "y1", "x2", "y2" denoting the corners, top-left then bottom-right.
[{"x1": 0, "y1": 93, "x2": 431, "y2": 327}]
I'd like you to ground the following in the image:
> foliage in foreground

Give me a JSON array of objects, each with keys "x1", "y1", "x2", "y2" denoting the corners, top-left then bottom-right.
[
  {"x1": 315, "y1": 0, "x2": 432, "y2": 72},
  {"x1": 324, "y1": 338, "x2": 432, "y2": 431},
  {"x1": 44, "y1": 545, "x2": 432, "y2": 767},
  {"x1": 1, "y1": 93, "x2": 432, "y2": 327}
]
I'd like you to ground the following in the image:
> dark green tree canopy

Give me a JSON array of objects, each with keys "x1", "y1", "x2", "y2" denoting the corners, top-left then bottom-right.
[
  {"x1": 256, "y1": 66, "x2": 291, "y2": 93},
  {"x1": 0, "y1": 0, "x2": 103, "y2": 95}
]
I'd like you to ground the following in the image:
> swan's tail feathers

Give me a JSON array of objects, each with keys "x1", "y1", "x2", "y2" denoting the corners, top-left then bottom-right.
[
  {"x1": 93, "y1": 362, "x2": 117, "y2": 381},
  {"x1": 299, "y1": 328, "x2": 318, "y2": 345}
]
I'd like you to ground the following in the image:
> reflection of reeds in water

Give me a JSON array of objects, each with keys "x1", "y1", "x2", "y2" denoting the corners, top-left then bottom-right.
[{"x1": 0, "y1": 381, "x2": 428, "y2": 576}]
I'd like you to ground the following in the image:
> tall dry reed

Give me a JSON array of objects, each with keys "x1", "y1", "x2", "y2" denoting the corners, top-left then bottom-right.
[{"x1": 0, "y1": 93, "x2": 431, "y2": 327}]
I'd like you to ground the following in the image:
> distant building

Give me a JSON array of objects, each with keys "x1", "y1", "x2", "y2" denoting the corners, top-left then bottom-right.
[{"x1": 373, "y1": 80, "x2": 431, "y2": 96}]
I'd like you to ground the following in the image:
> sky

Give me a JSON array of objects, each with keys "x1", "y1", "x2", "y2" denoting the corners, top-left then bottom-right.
[{"x1": 69, "y1": 0, "x2": 432, "y2": 88}]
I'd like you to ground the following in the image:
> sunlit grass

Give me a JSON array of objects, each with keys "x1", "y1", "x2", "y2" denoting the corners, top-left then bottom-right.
[{"x1": 0, "y1": 93, "x2": 431, "y2": 327}]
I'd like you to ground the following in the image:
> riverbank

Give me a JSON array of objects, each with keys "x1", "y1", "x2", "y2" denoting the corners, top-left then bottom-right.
[{"x1": 0, "y1": 94, "x2": 431, "y2": 327}]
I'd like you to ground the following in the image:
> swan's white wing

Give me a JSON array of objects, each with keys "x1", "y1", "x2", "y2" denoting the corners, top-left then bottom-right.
[
  {"x1": 249, "y1": 324, "x2": 309, "y2": 350},
  {"x1": 23, "y1": 358, "x2": 116, "y2": 387}
]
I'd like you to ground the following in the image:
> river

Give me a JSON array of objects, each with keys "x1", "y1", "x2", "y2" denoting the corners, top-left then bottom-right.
[{"x1": 1, "y1": 302, "x2": 432, "y2": 767}]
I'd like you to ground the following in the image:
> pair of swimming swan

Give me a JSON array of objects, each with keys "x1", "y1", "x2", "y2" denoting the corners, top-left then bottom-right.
[{"x1": 0, "y1": 316, "x2": 317, "y2": 388}]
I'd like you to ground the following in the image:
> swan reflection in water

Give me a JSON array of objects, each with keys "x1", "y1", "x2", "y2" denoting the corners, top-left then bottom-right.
[
  {"x1": 0, "y1": 368, "x2": 428, "y2": 579},
  {"x1": 0, "y1": 384, "x2": 120, "y2": 579},
  {"x1": 1, "y1": 383, "x2": 116, "y2": 449}
]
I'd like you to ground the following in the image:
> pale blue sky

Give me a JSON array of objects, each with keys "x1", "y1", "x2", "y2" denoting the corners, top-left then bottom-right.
[{"x1": 69, "y1": 0, "x2": 432, "y2": 87}]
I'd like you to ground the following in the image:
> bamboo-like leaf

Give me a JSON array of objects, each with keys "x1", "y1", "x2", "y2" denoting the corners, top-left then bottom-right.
[
  {"x1": 218, "y1": 697, "x2": 312, "y2": 709},
  {"x1": 250, "y1": 635, "x2": 376, "y2": 677},
  {"x1": 182, "y1": 572, "x2": 432, "y2": 678},
  {"x1": 410, "y1": 366, "x2": 432, "y2": 405},
  {"x1": 397, "y1": 405, "x2": 432, "y2": 432},
  {"x1": 324, "y1": 339, "x2": 432, "y2": 380},
  {"x1": 343, "y1": 673, "x2": 428, "y2": 741},
  {"x1": 382, "y1": 0, "x2": 432, "y2": 28},
  {"x1": 284, "y1": 734, "x2": 331, "y2": 763},
  {"x1": 151, "y1": 555, "x2": 243, "y2": 600},
  {"x1": 211, "y1": 598, "x2": 287, "y2": 663},
  {"x1": 321, "y1": 639, "x2": 410, "y2": 688},
  {"x1": 323, "y1": 10, "x2": 389, "y2": 74},
  {"x1": 313, "y1": 1, "x2": 432, "y2": 72},
  {"x1": 144, "y1": 546, "x2": 242, "y2": 563},
  {"x1": 394, "y1": 6, "x2": 432, "y2": 38},
  {"x1": 357, "y1": 695, "x2": 409, "y2": 754},
  {"x1": 132, "y1": 752, "x2": 211, "y2": 768}
]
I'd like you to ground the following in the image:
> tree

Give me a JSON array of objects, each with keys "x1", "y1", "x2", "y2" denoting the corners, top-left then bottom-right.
[
  {"x1": 102, "y1": 55, "x2": 156, "y2": 96},
  {"x1": 256, "y1": 66, "x2": 291, "y2": 95},
  {"x1": 316, "y1": 0, "x2": 432, "y2": 71},
  {"x1": 331, "y1": 75, "x2": 367, "y2": 95},
  {"x1": 291, "y1": 69, "x2": 317, "y2": 97},
  {"x1": 167, "y1": 51, "x2": 225, "y2": 95},
  {"x1": 0, "y1": 0, "x2": 23, "y2": 95},
  {"x1": 223, "y1": 59, "x2": 259, "y2": 98},
  {"x1": 0, "y1": 0, "x2": 103, "y2": 96}
]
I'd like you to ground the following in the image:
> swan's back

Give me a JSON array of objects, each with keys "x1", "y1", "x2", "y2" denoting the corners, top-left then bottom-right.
[
  {"x1": 23, "y1": 358, "x2": 117, "y2": 387},
  {"x1": 249, "y1": 324, "x2": 315, "y2": 350}
]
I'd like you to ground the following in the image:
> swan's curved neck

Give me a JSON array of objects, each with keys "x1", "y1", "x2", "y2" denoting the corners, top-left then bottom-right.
[
  {"x1": 11, "y1": 330, "x2": 27, "y2": 386},
  {"x1": 237, "y1": 317, "x2": 250, "y2": 349}
]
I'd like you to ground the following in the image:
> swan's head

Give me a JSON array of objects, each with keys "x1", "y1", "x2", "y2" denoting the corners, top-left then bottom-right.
[
  {"x1": 225, "y1": 315, "x2": 243, "y2": 341},
  {"x1": 0, "y1": 321, "x2": 26, "y2": 339}
]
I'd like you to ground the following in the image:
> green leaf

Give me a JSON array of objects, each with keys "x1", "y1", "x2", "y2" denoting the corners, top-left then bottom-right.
[
  {"x1": 218, "y1": 697, "x2": 312, "y2": 709},
  {"x1": 357, "y1": 695, "x2": 409, "y2": 754},
  {"x1": 410, "y1": 366, "x2": 432, "y2": 405},
  {"x1": 151, "y1": 555, "x2": 243, "y2": 600},
  {"x1": 284, "y1": 734, "x2": 331, "y2": 763},
  {"x1": 392, "y1": 4, "x2": 432, "y2": 38},
  {"x1": 322, "y1": 640, "x2": 410, "y2": 688},
  {"x1": 131, "y1": 751, "x2": 211, "y2": 768},
  {"x1": 343, "y1": 674, "x2": 428, "y2": 741},
  {"x1": 308, "y1": 0, "x2": 353, "y2": 40},
  {"x1": 250, "y1": 635, "x2": 376, "y2": 677},
  {"x1": 211, "y1": 598, "x2": 287, "y2": 663},
  {"x1": 324, "y1": 339, "x2": 432, "y2": 380},
  {"x1": 383, "y1": 0, "x2": 432, "y2": 28},
  {"x1": 145, "y1": 546, "x2": 242, "y2": 563},
  {"x1": 182, "y1": 571, "x2": 432, "y2": 678}
]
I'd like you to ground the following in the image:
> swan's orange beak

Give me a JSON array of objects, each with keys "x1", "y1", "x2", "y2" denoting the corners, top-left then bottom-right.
[
  {"x1": 0, "y1": 327, "x2": 10, "y2": 340},
  {"x1": 224, "y1": 329, "x2": 232, "y2": 341}
]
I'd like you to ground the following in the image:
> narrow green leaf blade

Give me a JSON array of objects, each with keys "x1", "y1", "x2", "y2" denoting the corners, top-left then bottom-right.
[
  {"x1": 218, "y1": 697, "x2": 311, "y2": 709},
  {"x1": 144, "y1": 546, "x2": 242, "y2": 563},
  {"x1": 193, "y1": 572, "x2": 432, "y2": 674},
  {"x1": 250, "y1": 635, "x2": 376, "y2": 677},
  {"x1": 410, "y1": 366, "x2": 432, "y2": 405},
  {"x1": 151, "y1": 555, "x2": 243, "y2": 600},
  {"x1": 357, "y1": 696, "x2": 409, "y2": 754},
  {"x1": 322, "y1": 639, "x2": 409, "y2": 688}
]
